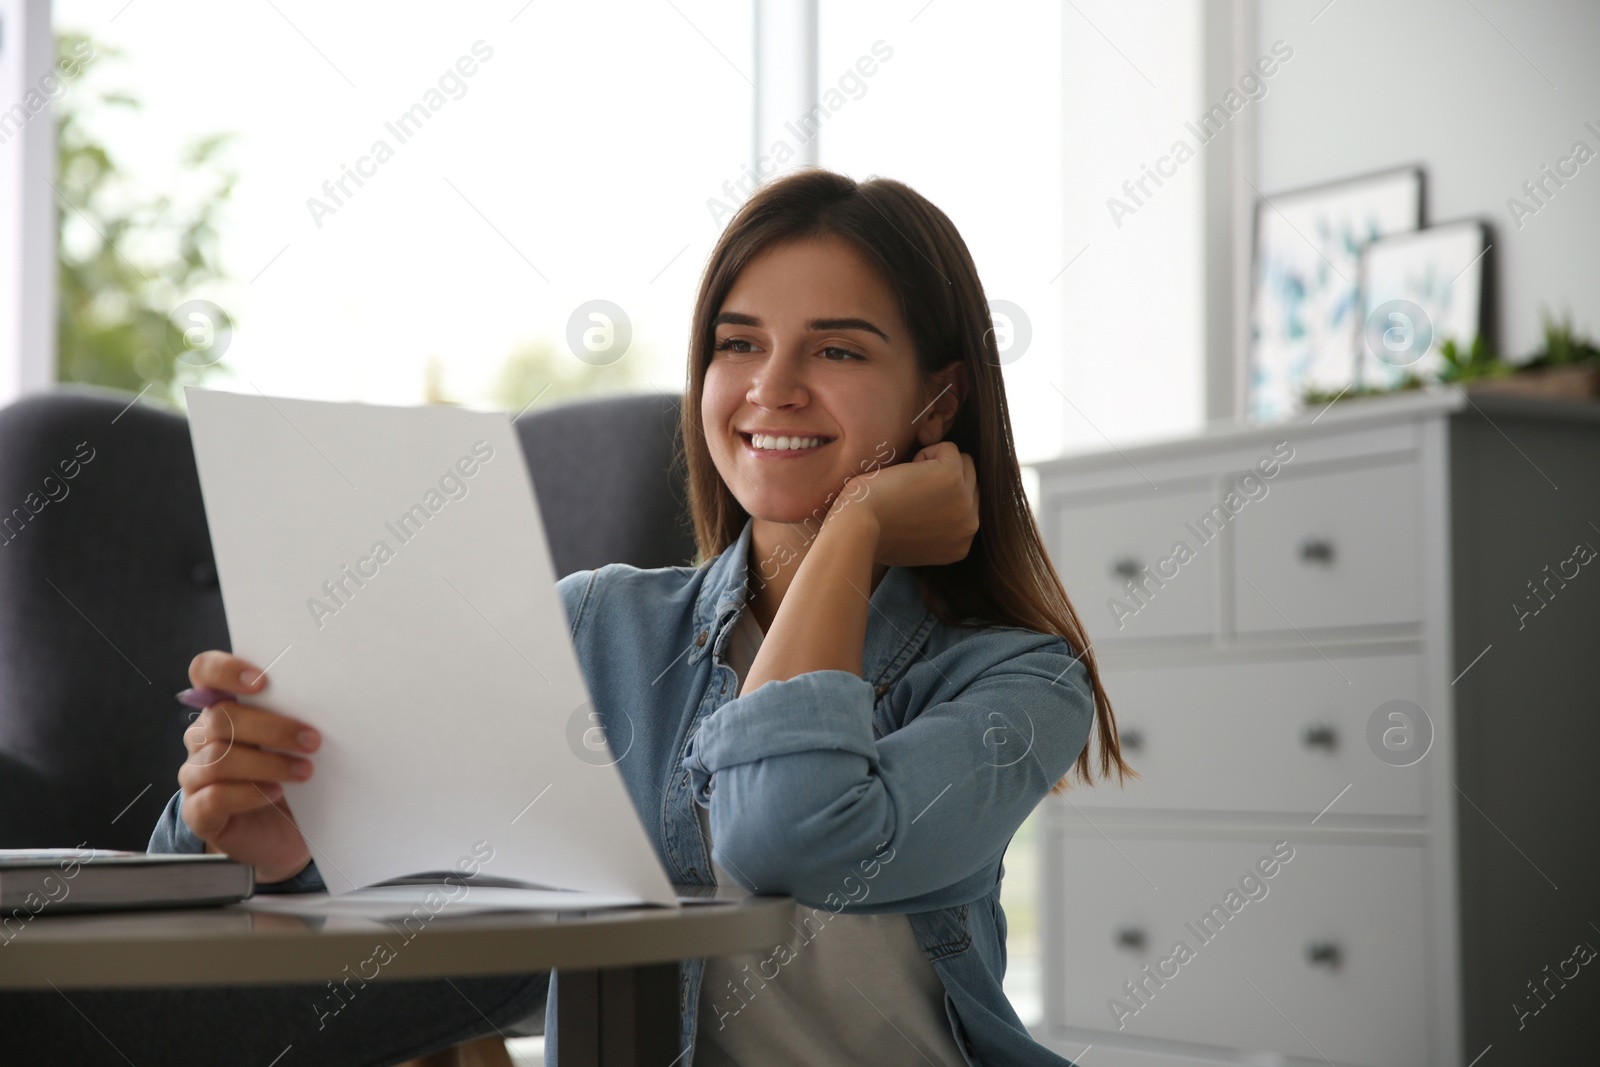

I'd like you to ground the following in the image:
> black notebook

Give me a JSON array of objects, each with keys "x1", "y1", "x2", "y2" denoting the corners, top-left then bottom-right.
[{"x1": 0, "y1": 849, "x2": 254, "y2": 914}]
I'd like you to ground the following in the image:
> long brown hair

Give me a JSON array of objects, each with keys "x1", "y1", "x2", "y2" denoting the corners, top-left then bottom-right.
[{"x1": 680, "y1": 168, "x2": 1134, "y2": 793}]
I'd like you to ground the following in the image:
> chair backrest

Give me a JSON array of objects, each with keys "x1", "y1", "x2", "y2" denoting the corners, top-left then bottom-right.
[
  {"x1": 0, "y1": 385, "x2": 694, "y2": 849},
  {"x1": 513, "y1": 391, "x2": 696, "y2": 577}
]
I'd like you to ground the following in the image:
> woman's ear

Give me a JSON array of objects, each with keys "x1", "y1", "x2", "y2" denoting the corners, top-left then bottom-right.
[{"x1": 914, "y1": 360, "x2": 969, "y2": 447}]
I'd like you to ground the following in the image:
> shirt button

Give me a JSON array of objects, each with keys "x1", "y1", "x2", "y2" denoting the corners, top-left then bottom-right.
[
  {"x1": 875, "y1": 683, "x2": 889, "y2": 697},
  {"x1": 695, "y1": 631, "x2": 708, "y2": 648}
]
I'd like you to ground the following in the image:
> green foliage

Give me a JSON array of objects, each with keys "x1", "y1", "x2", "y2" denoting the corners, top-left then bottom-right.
[
  {"x1": 1301, "y1": 306, "x2": 1600, "y2": 409},
  {"x1": 1526, "y1": 307, "x2": 1600, "y2": 369},
  {"x1": 1436, "y1": 334, "x2": 1514, "y2": 384},
  {"x1": 54, "y1": 31, "x2": 239, "y2": 406},
  {"x1": 1300, "y1": 373, "x2": 1426, "y2": 406}
]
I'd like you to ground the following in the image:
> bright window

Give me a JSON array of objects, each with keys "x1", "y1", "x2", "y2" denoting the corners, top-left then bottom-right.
[{"x1": 52, "y1": 0, "x2": 754, "y2": 408}]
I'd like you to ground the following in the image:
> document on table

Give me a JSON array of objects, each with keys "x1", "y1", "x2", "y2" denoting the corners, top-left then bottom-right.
[
  {"x1": 235, "y1": 885, "x2": 742, "y2": 921},
  {"x1": 184, "y1": 387, "x2": 676, "y2": 907},
  {"x1": 237, "y1": 885, "x2": 650, "y2": 920}
]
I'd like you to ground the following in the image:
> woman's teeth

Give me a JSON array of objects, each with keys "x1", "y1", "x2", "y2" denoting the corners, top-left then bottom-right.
[{"x1": 749, "y1": 434, "x2": 825, "y2": 451}]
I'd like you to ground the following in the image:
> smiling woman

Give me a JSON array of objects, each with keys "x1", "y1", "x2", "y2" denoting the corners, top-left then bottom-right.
[
  {"x1": 697, "y1": 233, "x2": 971, "y2": 649},
  {"x1": 681, "y1": 173, "x2": 1128, "y2": 771},
  {"x1": 660, "y1": 168, "x2": 1139, "y2": 1066},
  {"x1": 121, "y1": 168, "x2": 1133, "y2": 1067}
]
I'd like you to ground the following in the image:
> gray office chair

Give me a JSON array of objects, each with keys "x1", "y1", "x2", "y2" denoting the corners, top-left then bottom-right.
[{"x1": 0, "y1": 384, "x2": 695, "y2": 851}]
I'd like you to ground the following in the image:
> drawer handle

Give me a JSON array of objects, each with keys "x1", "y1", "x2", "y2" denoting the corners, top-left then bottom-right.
[
  {"x1": 1110, "y1": 556, "x2": 1143, "y2": 582},
  {"x1": 1299, "y1": 536, "x2": 1335, "y2": 565},
  {"x1": 1302, "y1": 724, "x2": 1338, "y2": 751},
  {"x1": 1305, "y1": 940, "x2": 1343, "y2": 969},
  {"x1": 1115, "y1": 926, "x2": 1147, "y2": 951}
]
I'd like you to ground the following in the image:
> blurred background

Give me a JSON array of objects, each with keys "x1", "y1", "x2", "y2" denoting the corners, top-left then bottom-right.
[
  {"x1": 8, "y1": 0, "x2": 1209, "y2": 463},
  {"x1": 3, "y1": 1, "x2": 1598, "y2": 1064}
]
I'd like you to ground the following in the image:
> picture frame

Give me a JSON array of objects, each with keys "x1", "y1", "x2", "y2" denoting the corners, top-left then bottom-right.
[
  {"x1": 1355, "y1": 219, "x2": 1492, "y2": 390},
  {"x1": 1246, "y1": 165, "x2": 1425, "y2": 422}
]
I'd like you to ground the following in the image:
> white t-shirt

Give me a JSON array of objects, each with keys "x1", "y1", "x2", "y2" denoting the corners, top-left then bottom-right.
[{"x1": 693, "y1": 608, "x2": 970, "y2": 1067}]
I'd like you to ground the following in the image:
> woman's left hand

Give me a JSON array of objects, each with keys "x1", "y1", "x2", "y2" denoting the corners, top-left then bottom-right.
[{"x1": 832, "y1": 440, "x2": 979, "y2": 567}]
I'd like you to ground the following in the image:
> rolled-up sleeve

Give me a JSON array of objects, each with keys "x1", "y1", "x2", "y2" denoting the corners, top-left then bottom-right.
[
  {"x1": 148, "y1": 788, "x2": 207, "y2": 856},
  {"x1": 148, "y1": 788, "x2": 326, "y2": 894},
  {"x1": 682, "y1": 638, "x2": 1093, "y2": 909},
  {"x1": 683, "y1": 670, "x2": 879, "y2": 795}
]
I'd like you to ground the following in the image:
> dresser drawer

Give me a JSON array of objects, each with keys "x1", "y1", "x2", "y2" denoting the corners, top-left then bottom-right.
[
  {"x1": 1066, "y1": 654, "x2": 1427, "y2": 818},
  {"x1": 1051, "y1": 485, "x2": 1219, "y2": 643},
  {"x1": 1051, "y1": 834, "x2": 1428, "y2": 1066},
  {"x1": 1231, "y1": 459, "x2": 1422, "y2": 633}
]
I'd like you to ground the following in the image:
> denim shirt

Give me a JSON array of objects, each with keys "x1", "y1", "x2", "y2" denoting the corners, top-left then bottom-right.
[{"x1": 150, "y1": 517, "x2": 1093, "y2": 1065}]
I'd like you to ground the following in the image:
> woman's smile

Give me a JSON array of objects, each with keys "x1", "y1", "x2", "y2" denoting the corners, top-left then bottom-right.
[
  {"x1": 738, "y1": 431, "x2": 836, "y2": 458},
  {"x1": 701, "y1": 235, "x2": 940, "y2": 524}
]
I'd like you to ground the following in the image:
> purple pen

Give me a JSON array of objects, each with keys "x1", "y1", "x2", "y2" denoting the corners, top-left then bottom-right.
[{"x1": 175, "y1": 687, "x2": 237, "y2": 709}]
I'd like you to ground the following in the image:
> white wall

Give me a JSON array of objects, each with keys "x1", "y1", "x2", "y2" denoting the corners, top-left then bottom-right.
[
  {"x1": 1253, "y1": 0, "x2": 1600, "y2": 359},
  {"x1": 1060, "y1": 0, "x2": 1206, "y2": 451},
  {"x1": 0, "y1": 0, "x2": 56, "y2": 405}
]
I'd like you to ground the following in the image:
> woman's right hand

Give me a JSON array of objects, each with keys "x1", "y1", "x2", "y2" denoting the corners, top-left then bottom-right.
[{"x1": 177, "y1": 651, "x2": 320, "y2": 884}]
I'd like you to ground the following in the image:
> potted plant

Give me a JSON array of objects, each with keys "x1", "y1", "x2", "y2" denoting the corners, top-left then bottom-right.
[
  {"x1": 1300, "y1": 308, "x2": 1600, "y2": 409},
  {"x1": 1467, "y1": 308, "x2": 1600, "y2": 399}
]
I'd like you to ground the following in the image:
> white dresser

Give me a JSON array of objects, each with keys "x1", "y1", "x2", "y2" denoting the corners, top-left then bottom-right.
[{"x1": 1029, "y1": 388, "x2": 1600, "y2": 1066}]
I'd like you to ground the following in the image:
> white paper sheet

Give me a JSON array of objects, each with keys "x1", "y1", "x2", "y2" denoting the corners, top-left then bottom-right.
[
  {"x1": 184, "y1": 387, "x2": 676, "y2": 906},
  {"x1": 237, "y1": 885, "x2": 650, "y2": 919},
  {"x1": 236, "y1": 886, "x2": 741, "y2": 921}
]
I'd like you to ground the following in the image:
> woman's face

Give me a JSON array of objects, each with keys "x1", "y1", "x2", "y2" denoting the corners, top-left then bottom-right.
[{"x1": 702, "y1": 236, "x2": 958, "y2": 526}]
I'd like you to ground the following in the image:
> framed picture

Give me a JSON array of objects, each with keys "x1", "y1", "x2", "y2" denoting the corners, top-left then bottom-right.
[
  {"x1": 1355, "y1": 219, "x2": 1492, "y2": 390},
  {"x1": 1246, "y1": 165, "x2": 1425, "y2": 422}
]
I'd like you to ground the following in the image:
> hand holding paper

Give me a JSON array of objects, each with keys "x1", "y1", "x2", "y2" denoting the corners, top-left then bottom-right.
[
  {"x1": 183, "y1": 387, "x2": 675, "y2": 906},
  {"x1": 176, "y1": 655, "x2": 320, "y2": 884}
]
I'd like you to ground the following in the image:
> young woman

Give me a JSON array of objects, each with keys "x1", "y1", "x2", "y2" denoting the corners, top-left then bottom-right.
[{"x1": 144, "y1": 168, "x2": 1133, "y2": 1066}]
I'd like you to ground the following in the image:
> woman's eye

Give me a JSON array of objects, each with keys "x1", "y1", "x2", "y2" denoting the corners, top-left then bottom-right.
[
  {"x1": 713, "y1": 337, "x2": 754, "y2": 355},
  {"x1": 822, "y1": 346, "x2": 864, "y2": 361}
]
